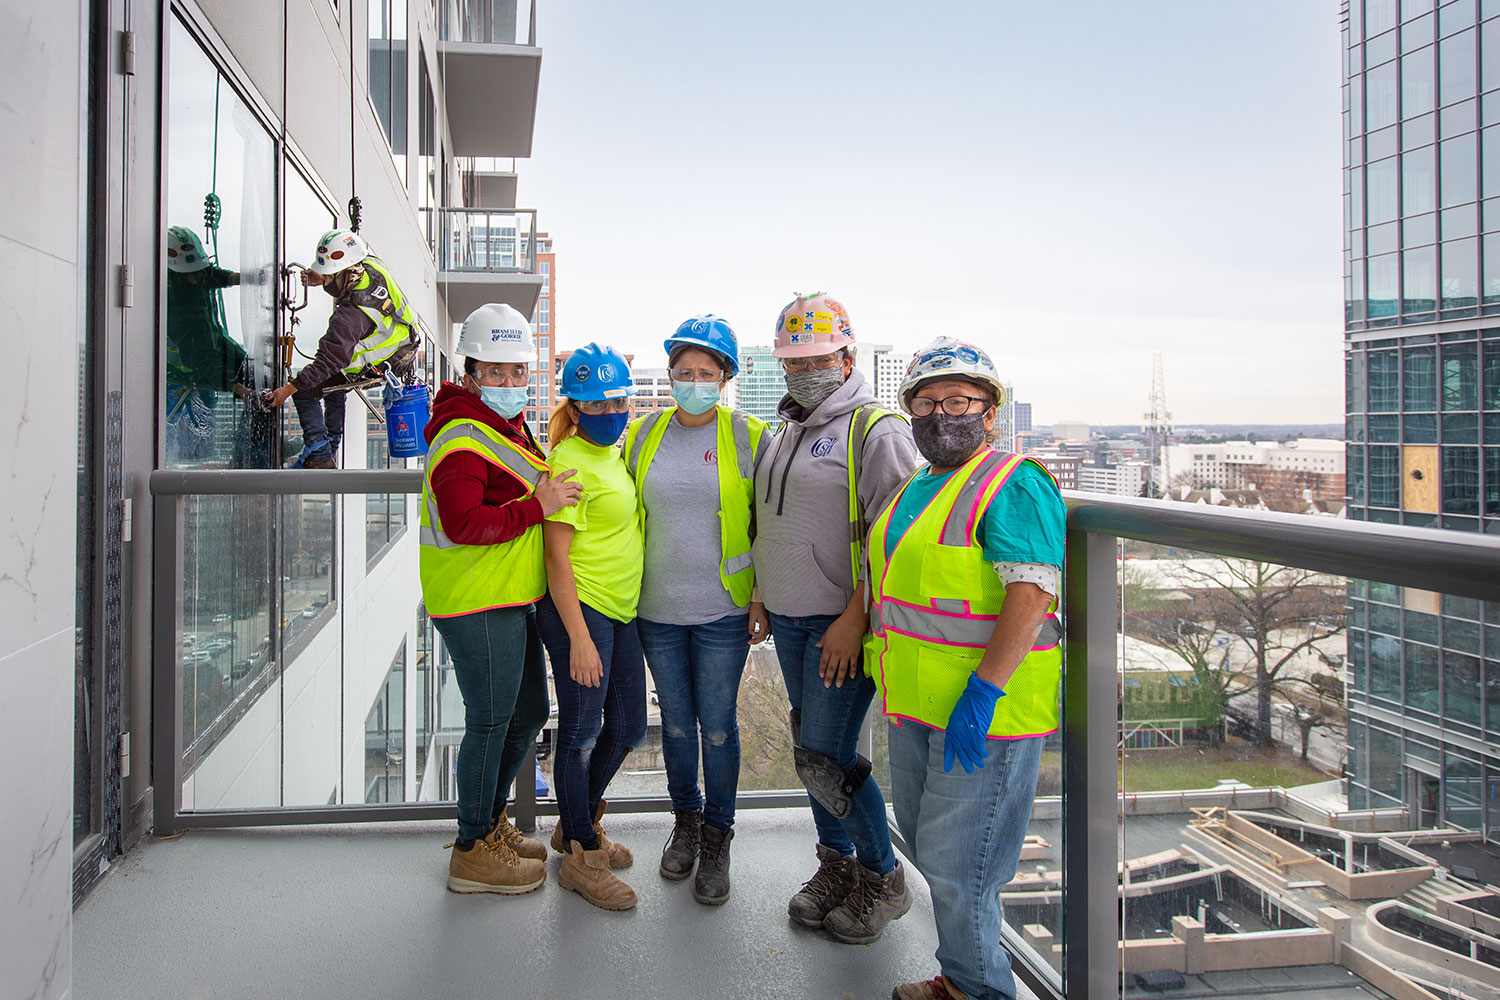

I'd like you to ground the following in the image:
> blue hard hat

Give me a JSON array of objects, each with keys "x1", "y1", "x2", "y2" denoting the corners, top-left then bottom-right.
[
  {"x1": 664, "y1": 314, "x2": 739, "y2": 377},
  {"x1": 560, "y1": 342, "x2": 637, "y2": 401}
]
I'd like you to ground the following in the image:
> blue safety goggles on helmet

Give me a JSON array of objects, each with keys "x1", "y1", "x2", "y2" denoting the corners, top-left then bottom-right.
[{"x1": 560, "y1": 342, "x2": 637, "y2": 401}]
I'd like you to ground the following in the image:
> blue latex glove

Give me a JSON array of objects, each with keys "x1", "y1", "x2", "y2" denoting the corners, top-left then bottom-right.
[{"x1": 943, "y1": 673, "x2": 1005, "y2": 774}]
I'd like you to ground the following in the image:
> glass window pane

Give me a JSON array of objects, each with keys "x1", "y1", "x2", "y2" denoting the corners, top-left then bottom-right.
[
  {"x1": 1404, "y1": 145, "x2": 1437, "y2": 212},
  {"x1": 1439, "y1": 28, "x2": 1478, "y2": 105},
  {"x1": 1441, "y1": 133, "x2": 1479, "y2": 206},
  {"x1": 1403, "y1": 0, "x2": 1435, "y2": 18},
  {"x1": 1443, "y1": 446, "x2": 1481, "y2": 511},
  {"x1": 1371, "y1": 0, "x2": 1400, "y2": 36},
  {"x1": 1370, "y1": 350, "x2": 1401, "y2": 409},
  {"x1": 1485, "y1": 18, "x2": 1500, "y2": 93},
  {"x1": 165, "y1": 20, "x2": 277, "y2": 470},
  {"x1": 1369, "y1": 444, "x2": 1402, "y2": 505},
  {"x1": 1440, "y1": 96, "x2": 1477, "y2": 136},
  {"x1": 1484, "y1": 340, "x2": 1500, "y2": 408},
  {"x1": 1371, "y1": 26, "x2": 1401, "y2": 67},
  {"x1": 1404, "y1": 246, "x2": 1437, "y2": 311},
  {"x1": 1442, "y1": 202, "x2": 1479, "y2": 237},
  {"x1": 1405, "y1": 641, "x2": 1440, "y2": 711},
  {"x1": 1442, "y1": 235, "x2": 1480, "y2": 307},
  {"x1": 1405, "y1": 12, "x2": 1435, "y2": 50},
  {"x1": 1405, "y1": 110, "x2": 1437, "y2": 146},
  {"x1": 1440, "y1": 0, "x2": 1477, "y2": 36},
  {"x1": 1488, "y1": 447, "x2": 1500, "y2": 514},
  {"x1": 1406, "y1": 412, "x2": 1438, "y2": 440},
  {"x1": 1370, "y1": 253, "x2": 1401, "y2": 317},
  {"x1": 1443, "y1": 341, "x2": 1481, "y2": 407},
  {"x1": 1350, "y1": 445, "x2": 1367, "y2": 502},
  {"x1": 1404, "y1": 44, "x2": 1437, "y2": 115},
  {"x1": 1371, "y1": 59, "x2": 1402, "y2": 130},
  {"x1": 1443, "y1": 753, "x2": 1482, "y2": 829},
  {"x1": 1406, "y1": 210, "x2": 1438, "y2": 243},
  {"x1": 1404, "y1": 345, "x2": 1438, "y2": 407}
]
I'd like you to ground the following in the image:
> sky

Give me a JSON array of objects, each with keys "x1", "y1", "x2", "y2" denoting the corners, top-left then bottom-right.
[{"x1": 522, "y1": 2, "x2": 1345, "y2": 426}]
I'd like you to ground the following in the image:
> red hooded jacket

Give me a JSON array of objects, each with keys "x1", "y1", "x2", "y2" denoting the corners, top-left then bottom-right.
[{"x1": 424, "y1": 382, "x2": 545, "y2": 546}]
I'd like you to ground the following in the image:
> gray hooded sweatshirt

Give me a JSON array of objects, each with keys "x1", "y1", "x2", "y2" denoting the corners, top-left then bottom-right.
[{"x1": 751, "y1": 369, "x2": 921, "y2": 618}]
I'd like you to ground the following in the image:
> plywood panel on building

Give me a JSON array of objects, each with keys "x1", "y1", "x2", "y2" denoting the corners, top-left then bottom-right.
[{"x1": 1402, "y1": 445, "x2": 1439, "y2": 513}]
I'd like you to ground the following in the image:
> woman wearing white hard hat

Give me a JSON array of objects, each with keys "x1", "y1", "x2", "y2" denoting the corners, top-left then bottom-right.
[
  {"x1": 622, "y1": 314, "x2": 771, "y2": 906},
  {"x1": 869, "y1": 337, "x2": 1065, "y2": 1000},
  {"x1": 420, "y1": 303, "x2": 582, "y2": 896},
  {"x1": 752, "y1": 292, "x2": 921, "y2": 945}
]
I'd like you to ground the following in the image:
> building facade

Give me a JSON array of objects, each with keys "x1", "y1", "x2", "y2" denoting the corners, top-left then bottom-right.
[
  {"x1": 736, "y1": 344, "x2": 786, "y2": 424},
  {"x1": 1342, "y1": 0, "x2": 1500, "y2": 844},
  {"x1": 529, "y1": 232, "x2": 556, "y2": 441},
  {"x1": 1015, "y1": 401, "x2": 1033, "y2": 435},
  {"x1": 1076, "y1": 461, "x2": 1150, "y2": 496}
]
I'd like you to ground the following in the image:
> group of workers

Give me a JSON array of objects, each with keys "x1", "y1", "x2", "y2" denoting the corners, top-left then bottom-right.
[
  {"x1": 177, "y1": 221, "x2": 1063, "y2": 1000},
  {"x1": 415, "y1": 282, "x2": 1066, "y2": 1000}
]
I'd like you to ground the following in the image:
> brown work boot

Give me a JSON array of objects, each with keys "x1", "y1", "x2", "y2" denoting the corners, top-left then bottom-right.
[
  {"x1": 824, "y1": 860, "x2": 912, "y2": 944},
  {"x1": 558, "y1": 839, "x2": 638, "y2": 910},
  {"x1": 892, "y1": 974, "x2": 971, "y2": 1000},
  {"x1": 787, "y1": 843, "x2": 858, "y2": 928},
  {"x1": 303, "y1": 455, "x2": 338, "y2": 469},
  {"x1": 445, "y1": 837, "x2": 545, "y2": 895},
  {"x1": 488, "y1": 805, "x2": 546, "y2": 861},
  {"x1": 551, "y1": 799, "x2": 632, "y2": 869}
]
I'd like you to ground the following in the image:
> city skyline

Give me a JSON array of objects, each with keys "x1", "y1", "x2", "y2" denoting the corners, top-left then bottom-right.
[{"x1": 524, "y1": 2, "x2": 1344, "y2": 424}]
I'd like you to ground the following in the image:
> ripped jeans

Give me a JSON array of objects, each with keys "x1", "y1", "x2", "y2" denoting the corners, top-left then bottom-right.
[{"x1": 536, "y1": 596, "x2": 647, "y2": 850}]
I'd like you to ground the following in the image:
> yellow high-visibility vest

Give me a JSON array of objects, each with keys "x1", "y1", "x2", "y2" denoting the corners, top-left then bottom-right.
[
  {"x1": 624, "y1": 405, "x2": 768, "y2": 607},
  {"x1": 866, "y1": 449, "x2": 1063, "y2": 738},
  {"x1": 418, "y1": 417, "x2": 550, "y2": 617},
  {"x1": 341, "y1": 257, "x2": 416, "y2": 372}
]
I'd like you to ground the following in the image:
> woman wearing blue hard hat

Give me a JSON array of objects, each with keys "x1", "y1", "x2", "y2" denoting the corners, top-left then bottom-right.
[
  {"x1": 621, "y1": 315, "x2": 771, "y2": 906},
  {"x1": 536, "y1": 342, "x2": 648, "y2": 911}
]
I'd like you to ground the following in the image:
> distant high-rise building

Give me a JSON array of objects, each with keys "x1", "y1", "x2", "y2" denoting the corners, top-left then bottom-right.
[
  {"x1": 993, "y1": 383, "x2": 1016, "y2": 452},
  {"x1": 736, "y1": 345, "x2": 785, "y2": 424},
  {"x1": 1341, "y1": 0, "x2": 1500, "y2": 833},
  {"x1": 1052, "y1": 420, "x2": 1091, "y2": 442},
  {"x1": 632, "y1": 367, "x2": 674, "y2": 417},
  {"x1": 1015, "y1": 401, "x2": 1032, "y2": 434},
  {"x1": 868, "y1": 344, "x2": 906, "y2": 411},
  {"x1": 1076, "y1": 460, "x2": 1149, "y2": 496},
  {"x1": 528, "y1": 232, "x2": 556, "y2": 442}
]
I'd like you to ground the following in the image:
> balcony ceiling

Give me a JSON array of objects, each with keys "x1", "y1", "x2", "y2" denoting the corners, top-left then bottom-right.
[
  {"x1": 472, "y1": 171, "x2": 518, "y2": 209},
  {"x1": 439, "y1": 270, "x2": 542, "y2": 324},
  {"x1": 439, "y1": 43, "x2": 541, "y2": 157}
]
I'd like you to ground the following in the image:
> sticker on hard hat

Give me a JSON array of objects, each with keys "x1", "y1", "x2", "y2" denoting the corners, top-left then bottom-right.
[
  {"x1": 344, "y1": 235, "x2": 358, "y2": 247},
  {"x1": 810, "y1": 436, "x2": 837, "y2": 458},
  {"x1": 789, "y1": 332, "x2": 814, "y2": 345},
  {"x1": 574, "y1": 365, "x2": 591, "y2": 382},
  {"x1": 597, "y1": 363, "x2": 616, "y2": 382},
  {"x1": 692, "y1": 318, "x2": 711, "y2": 335},
  {"x1": 602, "y1": 388, "x2": 626, "y2": 398},
  {"x1": 813, "y1": 311, "x2": 832, "y2": 324},
  {"x1": 491, "y1": 327, "x2": 523, "y2": 342},
  {"x1": 785, "y1": 315, "x2": 803, "y2": 333},
  {"x1": 955, "y1": 346, "x2": 980, "y2": 364},
  {"x1": 812, "y1": 322, "x2": 832, "y2": 335},
  {"x1": 929, "y1": 356, "x2": 954, "y2": 369}
]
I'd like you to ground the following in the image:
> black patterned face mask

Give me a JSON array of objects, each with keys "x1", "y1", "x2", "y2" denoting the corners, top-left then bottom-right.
[
  {"x1": 911, "y1": 412, "x2": 987, "y2": 467},
  {"x1": 784, "y1": 366, "x2": 845, "y2": 411}
]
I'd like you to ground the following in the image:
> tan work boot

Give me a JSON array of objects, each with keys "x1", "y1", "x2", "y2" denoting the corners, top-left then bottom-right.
[
  {"x1": 550, "y1": 799, "x2": 633, "y2": 869},
  {"x1": 558, "y1": 839, "x2": 638, "y2": 910},
  {"x1": 445, "y1": 837, "x2": 546, "y2": 895},
  {"x1": 489, "y1": 805, "x2": 546, "y2": 861},
  {"x1": 824, "y1": 860, "x2": 913, "y2": 944},
  {"x1": 891, "y1": 974, "x2": 971, "y2": 999}
]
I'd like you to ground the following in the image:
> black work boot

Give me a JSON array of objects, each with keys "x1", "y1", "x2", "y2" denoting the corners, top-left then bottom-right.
[
  {"x1": 659, "y1": 809, "x2": 702, "y2": 881},
  {"x1": 787, "y1": 843, "x2": 858, "y2": 928},
  {"x1": 824, "y1": 860, "x2": 913, "y2": 945},
  {"x1": 693, "y1": 824, "x2": 733, "y2": 905}
]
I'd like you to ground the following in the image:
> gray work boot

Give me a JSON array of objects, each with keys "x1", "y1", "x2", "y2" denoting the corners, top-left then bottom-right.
[
  {"x1": 787, "y1": 843, "x2": 858, "y2": 928},
  {"x1": 823, "y1": 860, "x2": 913, "y2": 945},
  {"x1": 659, "y1": 809, "x2": 702, "y2": 881},
  {"x1": 693, "y1": 824, "x2": 733, "y2": 905}
]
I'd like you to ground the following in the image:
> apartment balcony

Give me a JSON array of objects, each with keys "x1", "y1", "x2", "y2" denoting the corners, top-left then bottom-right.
[
  {"x1": 438, "y1": 0, "x2": 541, "y2": 158},
  {"x1": 70, "y1": 469, "x2": 1500, "y2": 999},
  {"x1": 422, "y1": 206, "x2": 543, "y2": 323}
]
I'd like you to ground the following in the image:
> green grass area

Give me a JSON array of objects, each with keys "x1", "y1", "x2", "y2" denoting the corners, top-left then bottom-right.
[{"x1": 1119, "y1": 743, "x2": 1331, "y2": 793}]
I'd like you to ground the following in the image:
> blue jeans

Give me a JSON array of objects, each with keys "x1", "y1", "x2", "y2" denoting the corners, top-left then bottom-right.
[
  {"x1": 432, "y1": 606, "x2": 550, "y2": 844},
  {"x1": 536, "y1": 596, "x2": 648, "y2": 850},
  {"x1": 889, "y1": 721, "x2": 1044, "y2": 1000},
  {"x1": 291, "y1": 377, "x2": 348, "y2": 462},
  {"x1": 768, "y1": 613, "x2": 896, "y2": 875},
  {"x1": 638, "y1": 614, "x2": 750, "y2": 833}
]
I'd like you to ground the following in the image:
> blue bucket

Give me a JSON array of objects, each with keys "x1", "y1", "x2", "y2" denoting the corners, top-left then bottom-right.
[{"x1": 385, "y1": 382, "x2": 431, "y2": 458}]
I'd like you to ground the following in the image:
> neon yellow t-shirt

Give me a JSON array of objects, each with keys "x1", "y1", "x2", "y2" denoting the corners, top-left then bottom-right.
[{"x1": 545, "y1": 433, "x2": 644, "y2": 622}]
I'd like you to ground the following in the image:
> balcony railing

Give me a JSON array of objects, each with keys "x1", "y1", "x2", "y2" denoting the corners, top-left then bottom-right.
[
  {"x1": 419, "y1": 206, "x2": 539, "y2": 273},
  {"x1": 147, "y1": 468, "x2": 1500, "y2": 1000},
  {"x1": 440, "y1": 0, "x2": 537, "y2": 46}
]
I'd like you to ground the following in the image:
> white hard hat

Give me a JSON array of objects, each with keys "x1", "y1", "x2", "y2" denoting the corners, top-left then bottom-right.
[
  {"x1": 457, "y1": 303, "x2": 537, "y2": 363},
  {"x1": 310, "y1": 228, "x2": 370, "y2": 275},
  {"x1": 898, "y1": 336, "x2": 1006, "y2": 414},
  {"x1": 166, "y1": 226, "x2": 209, "y2": 273}
]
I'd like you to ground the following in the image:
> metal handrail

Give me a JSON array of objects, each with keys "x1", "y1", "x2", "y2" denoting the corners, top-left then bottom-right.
[
  {"x1": 1064, "y1": 489, "x2": 1500, "y2": 603},
  {"x1": 417, "y1": 206, "x2": 539, "y2": 273},
  {"x1": 150, "y1": 468, "x2": 422, "y2": 496}
]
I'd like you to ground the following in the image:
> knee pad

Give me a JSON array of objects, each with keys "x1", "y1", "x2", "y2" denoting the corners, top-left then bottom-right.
[{"x1": 789, "y1": 708, "x2": 872, "y2": 819}]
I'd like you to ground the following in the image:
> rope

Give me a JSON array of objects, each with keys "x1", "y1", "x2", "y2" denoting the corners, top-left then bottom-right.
[{"x1": 348, "y1": 3, "x2": 360, "y2": 232}]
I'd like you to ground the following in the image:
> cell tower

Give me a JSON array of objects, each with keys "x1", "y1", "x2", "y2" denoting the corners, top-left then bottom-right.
[{"x1": 1143, "y1": 353, "x2": 1173, "y2": 497}]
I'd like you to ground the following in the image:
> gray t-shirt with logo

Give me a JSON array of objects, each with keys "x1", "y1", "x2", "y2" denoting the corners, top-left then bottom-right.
[{"x1": 638, "y1": 417, "x2": 746, "y2": 626}]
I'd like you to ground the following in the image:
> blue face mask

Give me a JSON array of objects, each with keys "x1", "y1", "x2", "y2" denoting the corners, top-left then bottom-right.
[
  {"x1": 577, "y1": 410, "x2": 629, "y2": 446},
  {"x1": 671, "y1": 380, "x2": 720, "y2": 415},
  {"x1": 479, "y1": 385, "x2": 528, "y2": 419}
]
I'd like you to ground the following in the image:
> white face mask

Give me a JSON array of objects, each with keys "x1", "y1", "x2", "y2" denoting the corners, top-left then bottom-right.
[{"x1": 478, "y1": 385, "x2": 528, "y2": 419}]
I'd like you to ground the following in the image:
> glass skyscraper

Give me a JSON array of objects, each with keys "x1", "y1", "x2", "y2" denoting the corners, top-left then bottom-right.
[{"x1": 1342, "y1": 0, "x2": 1500, "y2": 841}]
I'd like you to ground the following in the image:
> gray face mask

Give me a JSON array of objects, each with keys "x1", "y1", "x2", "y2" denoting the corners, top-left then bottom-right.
[
  {"x1": 784, "y1": 366, "x2": 845, "y2": 411},
  {"x1": 911, "y1": 412, "x2": 988, "y2": 467}
]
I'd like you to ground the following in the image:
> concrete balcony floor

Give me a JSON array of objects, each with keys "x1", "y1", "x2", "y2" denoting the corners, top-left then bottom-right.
[{"x1": 74, "y1": 806, "x2": 1041, "y2": 1000}]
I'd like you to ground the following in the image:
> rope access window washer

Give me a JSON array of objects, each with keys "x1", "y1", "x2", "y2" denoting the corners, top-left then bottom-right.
[{"x1": 265, "y1": 227, "x2": 421, "y2": 468}]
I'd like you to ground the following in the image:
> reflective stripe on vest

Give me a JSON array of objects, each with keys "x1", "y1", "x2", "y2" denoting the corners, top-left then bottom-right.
[
  {"x1": 624, "y1": 405, "x2": 766, "y2": 605},
  {"x1": 845, "y1": 405, "x2": 902, "y2": 585},
  {"x1": 866, "y1": 448, "x2": 1062, "y2": 738},
  {"x1": 418, "y1": 417, "x2": 550, "y2": 616},
  {"x1": 342, "y1": 257, "x2": 417, "y2": 372}
]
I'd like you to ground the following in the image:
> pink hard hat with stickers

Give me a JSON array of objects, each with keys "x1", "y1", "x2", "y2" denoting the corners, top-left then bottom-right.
[{"x1": 772, "y1": 291, "x2": 855, "y2": 359}]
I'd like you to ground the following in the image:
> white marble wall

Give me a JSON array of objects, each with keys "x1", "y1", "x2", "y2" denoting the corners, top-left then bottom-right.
[{"x1": 0, "y1": 0, "x2": 83, "y2": 998}]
